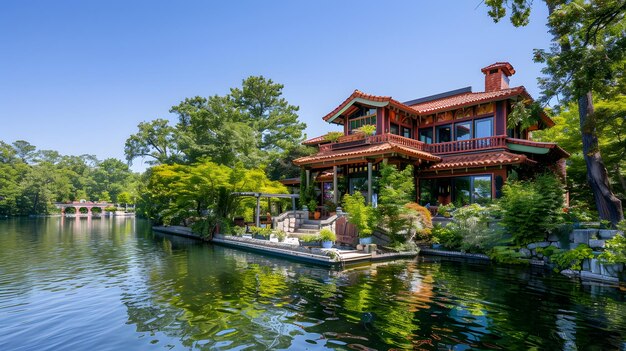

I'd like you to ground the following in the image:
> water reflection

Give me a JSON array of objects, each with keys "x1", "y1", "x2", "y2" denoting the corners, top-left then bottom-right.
[{"x1": 0, "y1": 218, "x2": 625, "y2": 350}]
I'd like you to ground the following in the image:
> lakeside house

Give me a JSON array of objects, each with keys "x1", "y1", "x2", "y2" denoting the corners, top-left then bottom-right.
[{"x1": 290, "y1": 62, "x2": 569, "y2": 215}]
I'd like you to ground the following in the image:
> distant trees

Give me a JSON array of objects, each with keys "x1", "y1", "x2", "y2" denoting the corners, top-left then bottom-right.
[
  {"x1": 124, "y1": 76, "x2": 308, "y2": 178},
  {"x1": 0, "y1": 140, "x2": 137, "y2": 216}
]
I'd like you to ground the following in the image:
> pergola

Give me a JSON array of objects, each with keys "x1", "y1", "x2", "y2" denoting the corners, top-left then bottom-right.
[{"x1": 231, "y1": 192, "x2": 300, "y2": 227}]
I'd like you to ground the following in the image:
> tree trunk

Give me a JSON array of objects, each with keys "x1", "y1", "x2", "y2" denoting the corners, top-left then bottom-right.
[{"x1": 578, "y1": 92, "x2": 624, "y2": 224}]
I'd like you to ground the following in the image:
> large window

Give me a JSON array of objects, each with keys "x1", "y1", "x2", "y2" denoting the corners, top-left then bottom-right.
[
  {"x1": 390, "y1": 123, "x2": 399, "y2": 135},
  {"x1": 419, "y1": 128, "x2": 433, "y2": 144},
  {"x1": 455, "y1": 122, "x2": 472, "y2": 141},
  {"x1": 474, "y1": 117, "x2": 493, "y2": 138},
  {"x1": 436, "y1": 124, "x2": 452, "y2": 143},
  {"x1": 402, "y1": 126, "x2": 412, "y2": 138},
  {"x1": 473, "y1": 175, "x2": 492, "y2": 205},
  {"x1": 349, "y1": 115, "x2": 377, "y2": 133},
  {"x1": 419, "y1": 175, "x2": 492, "y2": 206}
]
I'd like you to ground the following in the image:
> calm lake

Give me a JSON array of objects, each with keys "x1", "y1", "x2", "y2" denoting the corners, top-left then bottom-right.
[{"x1": 1, "y1": 217, "x2": 625, "y2": 350}]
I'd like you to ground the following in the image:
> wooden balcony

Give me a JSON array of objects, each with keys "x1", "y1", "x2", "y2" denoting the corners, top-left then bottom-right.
[
  {"x1": 427, "y1": 135, "x2": 507, "y2": 155},
  {"x1": 318, "y1": 134, "x2": 508, "y2": 155}
]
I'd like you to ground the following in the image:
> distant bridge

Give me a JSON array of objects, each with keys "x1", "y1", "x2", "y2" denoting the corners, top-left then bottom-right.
[{"x1": 54, "y1": 201, "x2": 114, "y2": 216}]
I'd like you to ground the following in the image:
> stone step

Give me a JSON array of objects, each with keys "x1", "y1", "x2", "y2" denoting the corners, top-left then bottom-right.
[
  {"x1": 300, "y1": 224, "x2": 320, "y2": 230},
  {"x1": 302, "y1": 219, "x2": 322, "y2": 225},
  {"x1": 289, "y1": 230, "x2": 319, "y2": 236}
]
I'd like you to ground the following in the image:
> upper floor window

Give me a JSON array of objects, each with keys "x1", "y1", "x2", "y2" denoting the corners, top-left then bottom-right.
[
  {"x1": 437, "y1": 124, "x2": 452, "y2": 143},
  {"x1": 474, "y1": 117, "x2": 493, "y2": 138},
  {"x1": 419, "y1": 128, "x2": 433, "y2": 144},
  {"x1": 402, "y1": 127, "x2": 412, "y2": 138},
  {"x1": 348, "y1": 106, "x2": 377, "y2": 133},
  {"x1": 390, "y1": 123, "x2": 399, "y2": 135},
  {"x1": 455, "y1": 122, "x2": 472, "y2": 141}
]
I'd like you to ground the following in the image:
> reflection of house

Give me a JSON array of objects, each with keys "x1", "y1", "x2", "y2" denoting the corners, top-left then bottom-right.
[{"x1": 293, "y1": 62, "x2": 569, "y2": 210}]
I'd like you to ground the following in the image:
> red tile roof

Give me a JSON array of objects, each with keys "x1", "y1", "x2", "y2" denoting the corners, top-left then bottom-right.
[
  {"x1": 408, "y1": 87, "x2": 526, "y2": 114},
  {"x1": 293, "y1": 141, "x2": 440, "y2": 166},
  {"x1": 303, "y1": 134, "x2": 330, "y2": 145},
  {"x1": 322, "y1": 90, "x2": 418, "y2": 122},
  {"x1": 481, "y1": 62, "x2": 515, "y2": 76},
  {"x1": 426, "y1": 151, "x2": 535, "y2": 171}
]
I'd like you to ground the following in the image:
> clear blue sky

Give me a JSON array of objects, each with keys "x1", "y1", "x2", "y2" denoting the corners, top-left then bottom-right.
[{"x1": 0, "y1": 1, "x2": 551, "y2": 172}]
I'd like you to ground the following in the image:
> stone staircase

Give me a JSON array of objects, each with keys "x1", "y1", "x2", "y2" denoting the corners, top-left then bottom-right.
[{"x1": 288, "y1": 219, "x2": 322, "y2": 239}]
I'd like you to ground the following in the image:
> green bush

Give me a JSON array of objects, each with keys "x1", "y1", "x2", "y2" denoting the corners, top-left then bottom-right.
[
  {"x1": 232, "y1": 226, "x2": 246, "y2": 236},
  {"x1": 377, "y1": 164, "x2": 414, "y2": 243},
  {"x1": 343, "y1": 192, "x2": 375, "y2": 238},
  {"x1": 324, "y1": 131, "x2": 344, "y2": 142},
  {"x1": 448, "y1": 204, "x2": 499, "y2": 253},
  {"x1": 249, "y1": 226, "x2": 272, "y2": 238},
  {"x1": 499, "y1": 173, "x2": 564, "y2": 245},
  {"x1": 431, "y1": 224, "x2": 462, "y2": 250},
  {"x1": 551, "y1": 244, "x2": 593, "y2": 272},
  {"x1": 319, "y1": 228, "x2": 336, "y2": 242},
  {"x1": 274, "y1": 229, "x2": 287, "y2": 242},
  {"x1": 488, "y1": 246, "x2": 528, "y2": 265},
  {"x1": 356, "y1": 124, "x2": 376, "y2": 136},
  {"x1": 300, "y1": 234, "x2": 321, "y2": 243},
  {"x1": 598, "y1": 234, "x2": 626, "y2": 264}
]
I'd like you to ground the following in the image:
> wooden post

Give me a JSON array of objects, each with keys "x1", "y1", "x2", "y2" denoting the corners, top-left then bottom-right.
[
  {"x1": 367, "y1": 162, "x2": 373, "y2": 204},
  {"x1": 292, "y1": 196, "x2": 296, "y2": 212},
  {"x1": 333, "y1": 165, "x2": 338, "y2": 204},
  {"x1": 255, "y1": 194, "x2": 260, "y2": 227}
]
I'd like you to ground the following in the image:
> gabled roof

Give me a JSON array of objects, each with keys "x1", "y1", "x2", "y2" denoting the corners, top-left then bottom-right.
[
  {"x1": 426, "y1": 151, "x2": 534, "y2": 171},
  {"x1": 293, "y1": 141, "x2": 440, "y2": 166},
  {"x1": 322, "y1": 90, "x2": 419, "y2": 123}
]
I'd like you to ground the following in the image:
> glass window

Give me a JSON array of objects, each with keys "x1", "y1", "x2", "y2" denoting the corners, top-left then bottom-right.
[
  {"x1": 419, "y1": 179, "x2": 437, "y2": 206},
  {"x1": 453, "y1": 177, "x2": 471, "y2": 206},
  {"x1": 436, "y1": 124, "x2": 452, "y2": 143},
  {"x1": 418, "y1": 128, "x2": 433, "y2": 144},
  {"x1": 455, "y1": 122, "x2": 472, "y2": 141},
  {"x1": 390, "y1": 123, "x2": 400, "y2": 135},
  {"x1": 402, "y1": 127, "x2": 411, "y2": 138},
  {"x1": 475, "y1": 117, "x2": 493, "y2": 138},
  {"x1": 473, "y1": 175, "x2": 492, "y2": 205}
]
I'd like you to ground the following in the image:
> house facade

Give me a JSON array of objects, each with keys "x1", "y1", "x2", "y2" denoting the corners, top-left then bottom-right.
[{"x1": 292, "y1": 62, "x2": 569, "y2": 213}]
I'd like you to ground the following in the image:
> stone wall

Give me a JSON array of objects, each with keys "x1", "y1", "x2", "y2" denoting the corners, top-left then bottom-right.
[{"x1": 273, "y1": 211, "x2": 308, "y2": 233}]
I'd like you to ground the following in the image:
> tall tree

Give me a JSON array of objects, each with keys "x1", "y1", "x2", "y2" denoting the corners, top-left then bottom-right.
[
  {"x1": 230, "y1": 76, "x2": 306, "y2": 159},
  {"x1": 124, "y1": 119, "x2": 179, "y2": 165},
  {"x1": 485, "y1": 0, "x2": 625, "y2": 223},
  {"x1": 12, "y1": 140, "x2": 36, "y2": 163}
]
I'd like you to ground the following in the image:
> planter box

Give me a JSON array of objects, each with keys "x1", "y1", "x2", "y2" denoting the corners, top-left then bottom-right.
[{"x1": 322, "y1": 240, "x2": 333, "y2": 249}]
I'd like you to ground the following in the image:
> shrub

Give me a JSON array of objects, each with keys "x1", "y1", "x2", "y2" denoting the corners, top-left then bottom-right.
[
  {"x1": 488, "y1": 246, "x2": 528, "y2": 265},
  {"x1": 551, "y1": 244, "x2": 593, "y2": 272},
  {"x1": 447, "y1": 204, "x2": 499, "y2": 253},
  {"x1": 319, "y1": 228, "x2": 336, "y2": 242},
  {"x1": 431, "y1": 224, "x2": 462, "y2": 250},
  {"x1": 343, "y1": 192, "x2": 375, "y2": 238},
  {"x1": 404, "y1": 202, "x2": 433, "y2": 239},
  {"x1": 499, "y1": 173, "x2": 564, "y2": 245},
  {"x1": 232, "y1": 226, "x2": 246, "y2": 236},
  {"x1": 324, "y1": 131, "x2": 344, "y2": 142},
  {"x1": 300, "y1": 234, "x2": 321, "y2": 243},
  {"x1": 274, "y1": 229, "x2": 287, "y2": 242},
  {"x1": 104, "y1": 206, "x2": 117, "y2": 212},
  {"x1": 356, "y1": 124, "x2": 376, "y2": 136},
  {"x1": 249, "y1": 226, "x2": 272, "y2": 238},
  {"x1": 598, "y1": 234, "x2": 626, "y2": 264},
  {"x1": 438, "y1": 203, "x2": 455, "y2": 217}
]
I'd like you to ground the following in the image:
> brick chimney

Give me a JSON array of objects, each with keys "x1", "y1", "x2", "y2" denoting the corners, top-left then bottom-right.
[{"x1": 481, "y1": 62, "x2": 515, "y2": 92}]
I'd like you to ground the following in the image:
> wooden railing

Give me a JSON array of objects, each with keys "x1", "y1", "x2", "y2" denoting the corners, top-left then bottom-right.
[
  {"x1": 317, "y1": 134, "x2": 508, "y2": 155},
  {"x1": 426, "y1": 135, "x2": 507, "y2": 154}
]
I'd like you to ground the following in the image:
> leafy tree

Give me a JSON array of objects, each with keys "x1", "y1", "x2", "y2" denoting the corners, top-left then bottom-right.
[
  {"x1": 342, "y1": 191, "x2": 375, "y2": 238},
  {"x1": 124, "y1": 119, "x2": 179, "y2": 165},
  {"x1": 12, "y1": 140, "x2": 36, "y2": 163},
  {"x1": 377, "y1": 164, "x2": 415, "y2": 243},
  {"x1": 485, "y1": 0, "x2": 625, "y2": 223},
  {"x1": 170, "y1": 96, "x2": 259, "y2": 166},
  {"x1": 230, "y1": 76, "x2": 306, "y2": 156},
  {"x1": 90, "y1": 158, "x2": 133, "y2": 202}
]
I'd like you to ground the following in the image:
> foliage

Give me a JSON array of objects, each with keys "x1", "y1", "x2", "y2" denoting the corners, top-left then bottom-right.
[
  {"x1": 598, "y1": 234, "x2": 626, "y2": 264},
  {"x1": 356, "y1": 124, "x2": 376, "y2": 136},
  {"x1": 300, "y1": 234, "x2": 321, "y2": 243},
  {"x1": 124, "y1": 119, "x2": 180, "y2": 166},
  {"x1": 403, "y1": 202, "x2": 433, "y2": 239},
  {"x1": 342, "y1": 191, "x2": 375, "y2": 238},
  {"x1": 249, "y1": 226, "x2": 272, "y2": 238},
  {"x1": 232, "y1": 226, "x2": 246, "y2": 236},
  {"x1": 319, "y1": 228, "x2": 336, "y2": 242},
  {"x1": 488, "y1": 246, "x2": 528, "y2": 265},
  {"x1": 324, "y1": 131, "x2": 344, "y2": 142},
  {"x1": 104, "y1": 206, "x2": 117, "y2": 212},
  {"x1": 308, "y1": 199, "x2": 318, "y2": 213},
  {"x1": 507, "y1": 99, "x2": 543, "y2": 131},
  {"x1": 551, "y1": 244, "x2": 594, "y2": 272},
  {"x1": 447, "y1": 204, "x2": 499, "y2": 253},
  {"x1": 274, "y1": 229, "x2": 287, "y2": 242},
  {"x1": 431, "y1": 224, "x2": 462, "y2": 250},
  {"x1": 499, "y1": 173, "x2": 564, "y2": 245},
  {"x1": 438, "y1": 202, "x2": 455, "y2": 217},
  {"x1": 377, "y1": 164, "x2": 414, "y2": 243},
  {"x1": 485, "y1": 0, "x2": 626, "y2": 224}
]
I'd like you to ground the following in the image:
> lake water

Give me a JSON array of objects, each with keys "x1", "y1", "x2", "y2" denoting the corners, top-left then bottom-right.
[{"x1": 1, "y1": 217, "x2": 625, "y2": 350}]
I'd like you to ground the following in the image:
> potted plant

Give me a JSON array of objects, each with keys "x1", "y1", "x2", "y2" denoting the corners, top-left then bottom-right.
[
  {"x1": 299, "y1": 234, "x2": 321, "y2": 247},
  {"x1": 320, "y1": 228, "x2": 336, "y2": 249},
  {"x1": 357, "y1": 124, "x2": 376, "y2": 137},
  {"x1": 325, "y1": 201, "x2": 337, "y2": 216},
  {"x1": 308, "y1": 199, "x2": 320, "y2": 219}
]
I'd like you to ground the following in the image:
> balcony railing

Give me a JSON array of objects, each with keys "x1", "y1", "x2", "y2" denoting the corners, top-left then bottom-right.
[
  {"x1": 427, "y1": 135, "x2": 507, "y2": 154},
  {"x1": 318, "y1": 133, "x2": 508, "y2": 155}
]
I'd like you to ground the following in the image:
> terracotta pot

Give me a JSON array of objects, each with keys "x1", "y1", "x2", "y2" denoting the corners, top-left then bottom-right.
[{"x1": 314, "y1": 211, "x2": 321, "y2": 220}]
